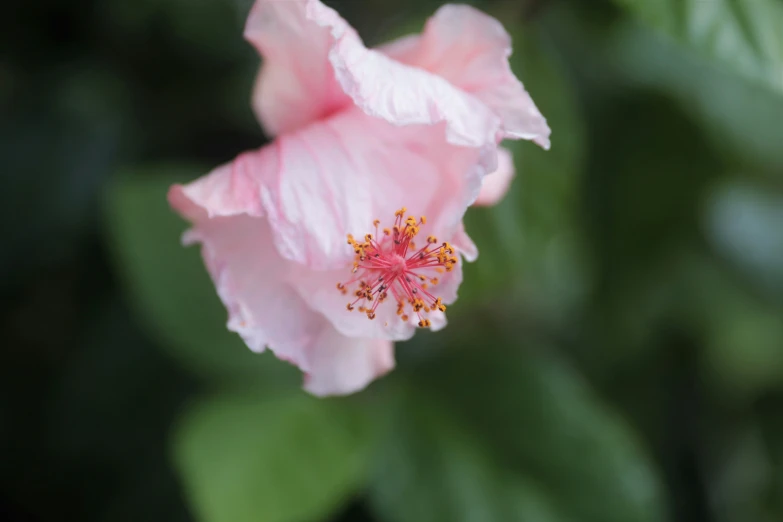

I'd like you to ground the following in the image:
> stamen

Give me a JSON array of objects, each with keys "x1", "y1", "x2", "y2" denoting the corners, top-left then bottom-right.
[{"x1": 336, "y1": 211, "x2": 456, "y2": 329}]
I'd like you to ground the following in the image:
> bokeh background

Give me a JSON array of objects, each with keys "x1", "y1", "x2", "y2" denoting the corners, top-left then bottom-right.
[{"x1": 3, "y1": 0, "x2": 783, "y2": 521}]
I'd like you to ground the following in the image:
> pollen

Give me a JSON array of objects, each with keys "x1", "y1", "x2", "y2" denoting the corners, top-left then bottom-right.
[{"x1": 336, "y1": 210, "x2": 457, "y2": 329}]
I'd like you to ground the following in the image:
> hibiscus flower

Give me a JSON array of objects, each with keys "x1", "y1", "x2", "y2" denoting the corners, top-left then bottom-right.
[{"x1": 168, "y1": 0, "x2": 550, "y2": 396}]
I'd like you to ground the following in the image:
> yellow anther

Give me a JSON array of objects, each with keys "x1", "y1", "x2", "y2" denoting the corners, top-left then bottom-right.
[
  {"x1": 434, "y1": 298, "x2": 446, "y2": 312},
  {"x1": 401, "y1": 314, "x2": 409, "y2": 321},
  {"x1": 367, "y1": 311, "x2": 376, "y2": 320},
  {"x1": 430, "y1": 277, "x2": 439, "y2": 285},
  {"x1": 420, "y1": 216, "x2": 427, "y2": 224},
  {"x1": 383, "y1": 228, "x2": 391, "y2": 236},
  {"x1": 346, "y1": 303, "x2": 354, "y2": 311},
  {"x1": 365, "y1": 234, "x2": 373, "y2": 242},
  {"x1": 435, "y1": 268, "x2": 444, "y2": 274},
  {"x1": 418, "y1": 319, "x2": 431, "y2": 328},
  {"x1": 373, "y1": 219, "x2": 380, "y2": 227},
  {"x1": 427, "y1": 235, "x2": 437, "y2": 244},
  {"x1": 394, "y1": 207, "x2": 407, "y2": 217}
]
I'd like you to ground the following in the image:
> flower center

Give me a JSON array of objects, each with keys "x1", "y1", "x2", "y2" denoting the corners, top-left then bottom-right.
[{"x1": 336, "y1": 207, "x2": 457, "y2": 328}]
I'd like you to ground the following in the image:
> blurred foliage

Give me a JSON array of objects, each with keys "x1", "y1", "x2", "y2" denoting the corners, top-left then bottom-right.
[{"x1": 3, "y1": 0, "x2": 783, "y2": 522}]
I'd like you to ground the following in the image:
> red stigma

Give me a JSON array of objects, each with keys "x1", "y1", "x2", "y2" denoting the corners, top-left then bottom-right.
[{"x1": 336, "y1": 208, "x2": 456, "y2": 328}]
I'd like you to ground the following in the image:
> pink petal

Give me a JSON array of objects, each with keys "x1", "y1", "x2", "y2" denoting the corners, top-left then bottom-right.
[
  {"x1": 164, "y1": 205, "x2": 325, "y2": 363},
  {"x1": 451, "y1": 222, "x2": 479, "y2": 263},
  {"x1": 302, "y1": 330, "x2": 395, "y2": 396},
  {"x1": 474, "y1": 146, "x2": 515, "y2": 207},
  {"x1": 245, "y1": 0, "x2": 351, "y2": 136},
  {"x1": 310, "y1": 1, "x2": 501, "y2": 150},
  {"x1": 193, "y1": 110, "x2": 492, "y2": 272},
  {"x1": 382, "y1": 5, "x2": 551, "y2": 149},
  {"x1": 257, "y1": 111, "x2": 445, "y2": 270},
  {"x1": 248, "y1": 0, "x2": 505, "y2": 149},
  {"x1": 291, "y1": 265, "x2": 416, "y2": 342},
  {"x1": 168, "y1": 185, "x2": 396, "y2": 396},
  {"x1": 168, "y1": 160, "x2": 264, "y2": 223}
]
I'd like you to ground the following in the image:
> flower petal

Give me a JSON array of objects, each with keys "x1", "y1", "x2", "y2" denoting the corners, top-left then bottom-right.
[
  {"x1": 164, "y1": 202, "x2": 327, "y2": 367},
  {"x1": 260, "y1": 111, "x2": 450, "y2": 270},
  {"x1": 302, "y1": 329, "x2": 395, "y2": 396},
  {"x1": 308, "y1": 0, "x2": 502, "y2": 150},
  {"x1": 474, "y1": 146, "x2": 515, "y2": 206},
  {"x1": 203, "y1": 108, "x2": 492, "y2": 272},
  {"x1": 245, "y1": 0, "x2": 351, "y2": 136},
  {"x1": 451, "y1": 222, "x2": 479, "y2": 263},
  {"x1": 168, "y1": 160, "x2": 265, "y2": 223},
  {"x1": 381, "y1": 5, "x2": 551, "y2": 149},
  {"x1": 170, "y1": 182, "x2": 396, "y2": 396}
]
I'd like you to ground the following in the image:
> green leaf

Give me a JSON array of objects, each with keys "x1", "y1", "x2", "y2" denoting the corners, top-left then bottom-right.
[
  {"x1": 103, "y1": 165, "x2": 297, "y2": 385},
  {"x1": 702, "y1": 422, "x2": 778, "y2": 522},
  {"x1": 417, "y1": 341, "x2": 668, "y2": 522},
  {"x1": 613, "y1": 0, "x2": 783, "y2": 95},
  {"x1": 676, "y1": 253, "x2": 783, "y2": 401},
  {"x1": 173, "y1": 392, "x2": 371, "y2": 522},
  {"x1": 368, "y1": 390, "x2": 569, "y2": 522},
  {"x1": 706, "y1": 181, "x2": 783, "y2": 296}
]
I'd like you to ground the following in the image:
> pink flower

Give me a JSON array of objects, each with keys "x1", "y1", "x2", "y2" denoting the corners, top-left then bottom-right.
[{"x1": 168, "y1": 0, "x2": 550, "y2": 396}]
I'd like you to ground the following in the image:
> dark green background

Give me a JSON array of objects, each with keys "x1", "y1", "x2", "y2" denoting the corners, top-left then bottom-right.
[{"x1": 3, "y1": 0, "x2": 783, "y2": 521}]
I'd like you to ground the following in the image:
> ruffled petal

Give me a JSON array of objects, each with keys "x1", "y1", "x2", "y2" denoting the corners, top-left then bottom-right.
[
  {"x1": 245, "y1": 0, "x2": 351, "y2": 136},
  {"x1": 164, "y1": 201, "x2": 327, "y2": 365},
  {"x1": 168, "y1": 160, "x2": 265, "y2": 223},
  {"x1": 308, "y1": 0, "x2": 502, "y2": 150},
  {"x1": 302, "y1": 329, "x2": 395, "y2": 396},
  {"x1": 381, "y1": 5, "x2": 551, "y2": 149},
  {"x1": 474, "y1": 146, "x2": 515, "y2": 206},
  {"x1": 451, "y1": 222, "x2": 479, "y2": 263},
  {"x1": 259, "y1": 110, "x2": 450, "y2": 270},
  {"x1": 169, "y1": 186, "x2": 396, "y2": 396},
  {"x1": 201, "y1": 109, "x2": 493, "y2": 273}
]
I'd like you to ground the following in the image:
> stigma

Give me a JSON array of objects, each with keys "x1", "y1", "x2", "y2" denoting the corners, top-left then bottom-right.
[{"x1": 336, "y1": 208, "x2": 456, "y2": 328}]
